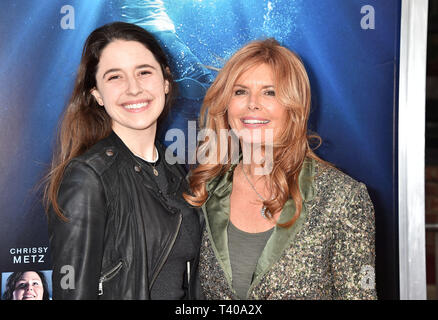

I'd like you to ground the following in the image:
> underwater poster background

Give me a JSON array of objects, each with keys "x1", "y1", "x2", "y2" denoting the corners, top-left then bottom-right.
[{"x1": 0, "y1": 0, "x2": 400, "y2": 299}]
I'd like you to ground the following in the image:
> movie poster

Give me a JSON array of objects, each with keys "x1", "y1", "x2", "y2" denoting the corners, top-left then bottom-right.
[{"x1": 0, "y1": 0, "x2": 400, "y2": 300}]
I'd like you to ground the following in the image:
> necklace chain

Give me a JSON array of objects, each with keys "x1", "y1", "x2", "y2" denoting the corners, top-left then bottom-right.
[
  {"x1": 133, "y1": 147, "x2": 159, "y2": 176},
  {"x1": 241, "y1": 164, "x2": 272, "y2": 219},
  {"x1": 133, "y1": 146, "x2": 158, "y2": 162}
]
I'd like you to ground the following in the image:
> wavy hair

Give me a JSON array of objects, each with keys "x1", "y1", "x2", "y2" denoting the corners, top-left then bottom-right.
[
  {"x1": 2, "y1": 271, "x2": 50, "y2": 300},
  {"x1": 183, "y1": 38, "x2": 326, "y2": 228},
  {"x1": 43, "y1": 22, "x2": 175, "y2": 220}
]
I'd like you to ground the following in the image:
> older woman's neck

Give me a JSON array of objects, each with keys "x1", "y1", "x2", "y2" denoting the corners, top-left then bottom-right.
[{"x1": 240, "y1": 142, "x2": 274, "y2": 177}]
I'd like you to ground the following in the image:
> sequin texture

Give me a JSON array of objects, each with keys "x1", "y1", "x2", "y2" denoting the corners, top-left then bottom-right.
[{"x1": 199, "y1": 162, "x2": 377, "y2": 300}]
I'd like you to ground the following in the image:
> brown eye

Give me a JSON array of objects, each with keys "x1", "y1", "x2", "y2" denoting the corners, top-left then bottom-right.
[
  {"x1": 108, "y1": 75, "x2": 120, "y2": 81},
  {"x1": 234, "y1": 89, "x2": 246, "y2": 95},
  {"x1": 139, "y1": 70, "x2": 151, "y2": 76},
  {"x1": 16, "y1": 283, "x2": 26, "y2": 289}
]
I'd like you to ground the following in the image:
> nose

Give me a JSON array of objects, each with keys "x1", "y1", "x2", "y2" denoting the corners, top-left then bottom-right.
[
  {"x1": 248, "y1": 93, "x2": 261, "y2": 110},
  {"x1": 25, "y1": 283, "x2": 34, "y2": 292},
  {"x1": 126, "y1": 77, "x2": 143, "y2": 96}
]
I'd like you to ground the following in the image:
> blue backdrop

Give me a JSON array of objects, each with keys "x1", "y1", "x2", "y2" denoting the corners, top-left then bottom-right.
[{"x1": 0, "y1": 0, "x2": 400, "y2": 299}]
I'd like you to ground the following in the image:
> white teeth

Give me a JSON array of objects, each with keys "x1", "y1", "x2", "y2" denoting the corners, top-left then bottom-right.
[
  {"x1": 124, "y1": 102, "x2": 148, "y2": 109},
  {"x1": 242, "y1": 119, "x2": 270, "y2": 124}
]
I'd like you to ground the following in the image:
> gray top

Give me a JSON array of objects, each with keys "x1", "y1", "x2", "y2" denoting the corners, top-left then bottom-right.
[{"x1": 227, "y1": 221, "x2": 274, "y2": 299}]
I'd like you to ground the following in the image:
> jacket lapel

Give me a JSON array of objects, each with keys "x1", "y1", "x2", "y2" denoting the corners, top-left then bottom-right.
[
  {"x1": 203, "y1": 159, "x2": 316, "y2": 290},
  {"x1": 202, "y1": 165, "x2": 236, "y2": 284},
  {"x1": 252, "y1": 158, "x2": 316, "y2": 284}
]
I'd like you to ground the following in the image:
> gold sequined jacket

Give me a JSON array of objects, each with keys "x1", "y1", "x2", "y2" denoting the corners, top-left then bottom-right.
[{"x1": 199, "y1": 158, "x2": 377, "y2": 300}]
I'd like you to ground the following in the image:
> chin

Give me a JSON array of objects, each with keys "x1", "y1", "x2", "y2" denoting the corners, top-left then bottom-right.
[{"x1": 241, "y1": 138, "x2": 271, "y2": 146}]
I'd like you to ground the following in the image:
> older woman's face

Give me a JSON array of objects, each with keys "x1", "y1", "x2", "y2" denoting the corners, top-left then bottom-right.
[
  {"x1": 227, "y1": 63, "x2": 287, "y2": 146},
  {"x1": 12, "y1": 272, "x2": 44, "y2": 300}
]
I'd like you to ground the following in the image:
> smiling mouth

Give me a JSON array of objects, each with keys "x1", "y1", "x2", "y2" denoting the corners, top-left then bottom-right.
[
  {"x1": 241, "y1": 119, "x2": 270, "y2": 124},
  {"x1": 22, "y1": 294, "x2": 36, "y2": 299},
  {"x1": 122, "y1": 101, "x2": 150, "y2": 110}
]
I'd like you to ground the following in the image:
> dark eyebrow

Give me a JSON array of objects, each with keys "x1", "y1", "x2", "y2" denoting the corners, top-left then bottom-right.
[{"x1": 102, "y1": 64, "x2": 157, "y2": 79}]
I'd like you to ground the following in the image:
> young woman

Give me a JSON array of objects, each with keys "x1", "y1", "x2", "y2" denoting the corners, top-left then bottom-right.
[
  {"x1": 45, "y1": 22, "x2": 202, "y2": 300},
  {"x1": 185, "y1": 39, "x2": 377, "y2": 299}
]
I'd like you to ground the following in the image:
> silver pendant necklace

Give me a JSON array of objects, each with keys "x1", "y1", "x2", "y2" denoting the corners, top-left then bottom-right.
[{"x1": 241, "y1": 164, "x2": 272, "y2": 219}]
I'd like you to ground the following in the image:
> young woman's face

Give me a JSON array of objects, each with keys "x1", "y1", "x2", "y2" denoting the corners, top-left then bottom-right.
[
  {"x1": 227, "y1": 63, "x2": 288, "y2": 146},
  {"x1": 92, "y1": 40, "x2": 169, "y2": 138},
  {"x1": 12, "y1": 272, "x2": 44, "y2": 300}
]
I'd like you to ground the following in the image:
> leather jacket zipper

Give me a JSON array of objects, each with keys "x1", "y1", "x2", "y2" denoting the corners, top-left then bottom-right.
[
  {"x1": 134, "y1": 166, "x2": 184, "y2": 293},
  {"x1": 98, "y1": 260, "x2": 123, "y2": 296},
  {"x1": 149, "y1": 212, "x2": 182, "y2": 290}
]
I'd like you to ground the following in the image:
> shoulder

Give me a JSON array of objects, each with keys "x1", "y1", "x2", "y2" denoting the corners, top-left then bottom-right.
[
  {"x1": 69, "y1": 134, "x2": 123, "y2": 177},
  {"x1": 55, "y1": 136, "x2": 121, "y2": 214},
  {"x1": 313, "y1": 161, "x2": 366, "y2": 201},
  {"x1": 311, "y1": 161, "x2": 375, "y2": 227}
]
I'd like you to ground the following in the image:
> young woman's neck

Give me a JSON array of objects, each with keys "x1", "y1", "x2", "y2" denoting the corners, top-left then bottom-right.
[{"x1": 113, "y1": 124, "x2": 157, "y2": 161}]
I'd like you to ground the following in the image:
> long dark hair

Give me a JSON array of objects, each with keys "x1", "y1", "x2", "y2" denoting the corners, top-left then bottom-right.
[
  {"x1": 44, "y1": 22, "x2": 175, "y2": 220},
  {"x1": 2, "y1": 271, "x2": 50, "y2": 300}
]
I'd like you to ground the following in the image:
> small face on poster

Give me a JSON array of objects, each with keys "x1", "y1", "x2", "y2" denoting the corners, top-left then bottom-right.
[{"x1": 1, "y1": 270, "x2": 52, "y2": 300}]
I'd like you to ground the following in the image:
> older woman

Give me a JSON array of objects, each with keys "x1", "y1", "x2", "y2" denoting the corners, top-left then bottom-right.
[{"x1": 184, "y1": 39, "x2": 376, "y2": 300}]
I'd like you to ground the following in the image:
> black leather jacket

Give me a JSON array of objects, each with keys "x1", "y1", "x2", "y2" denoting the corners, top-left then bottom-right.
[{"x1": 48, "y1": 132, "x2": 203, "y2": 299}]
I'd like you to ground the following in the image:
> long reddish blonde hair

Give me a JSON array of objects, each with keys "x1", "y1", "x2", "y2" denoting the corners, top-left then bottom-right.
[{"x1": 183, "y1": 38, "x2": 325, "y2": 228}]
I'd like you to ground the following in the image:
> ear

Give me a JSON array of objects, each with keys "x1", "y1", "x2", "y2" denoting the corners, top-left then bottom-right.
[
  {"x1": 164, "y1": 80, "x2": 170, "y2": 95},
  {"x1": 91, "y1": 88, "x2": 104, "y2": 106}
]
